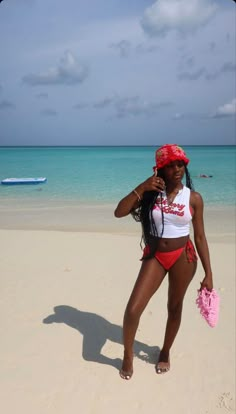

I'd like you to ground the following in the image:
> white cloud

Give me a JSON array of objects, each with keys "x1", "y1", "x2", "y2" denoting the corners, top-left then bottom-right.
[
  {"x1": 178, "y1": 61, "x2": 236, "y2": 81},
  {"x1": 22, "y1": 51, "x2": 88, "y2": 86},
  {"x1": 135, "y1": 42, "x2": 160, "y2": 54},
  {"x1": 206, "y1": 61, "x2": 236, "y2": 80},
  {"x1": 213, "y1": 98, "x2": 236, "y2": 118},
  {"x1": 113, "y1": 96, "x2": 173, "y2": 118},
  {"x1": 178, "y1": 67, "x2": 206, "y2": 81},
  {"x1": 141, "y1": 0, "x2": 218, "y2": 37},
  {"x1": 75, "y1": 95, "x2": 173, "y2": 118},
  {"x1": 110, "y1": 40, "x2": 132, "y2": 58},
  {"x1": 172, "y1": 111, "x2": 206, "y2": 120},
  {"x1": 93, "y1": 98, "x2": 114, "y2": 108},
  {"x1": 110, "y1": 39, "x2": 160, "y2": 58}
]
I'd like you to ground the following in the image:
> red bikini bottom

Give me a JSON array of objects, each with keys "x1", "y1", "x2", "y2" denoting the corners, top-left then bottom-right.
[{"x1": 142, "y1": 239, "x2": 197, "y2": 271}]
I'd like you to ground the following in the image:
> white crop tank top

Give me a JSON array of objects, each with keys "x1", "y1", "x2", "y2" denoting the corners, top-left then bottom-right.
[{"x1": 151, "y1": 186, "x2": 192, "y2": 238}]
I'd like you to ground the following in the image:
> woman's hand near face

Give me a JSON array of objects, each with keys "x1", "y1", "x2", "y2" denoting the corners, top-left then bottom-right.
[
  {"x1": 139, "y1": 174, "x2": 165, "y2": 193},
  {"x1": 114, "y1": 174, "x2": 165, "y2": 218}
]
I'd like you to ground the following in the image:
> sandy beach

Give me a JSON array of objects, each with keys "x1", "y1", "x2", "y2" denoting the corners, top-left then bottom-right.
[{"x1": 0, "y1": 205, "x2": 235, "y2": 414}]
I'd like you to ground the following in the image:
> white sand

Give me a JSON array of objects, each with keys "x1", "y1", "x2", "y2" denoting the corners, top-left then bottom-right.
[{"x1": 0, "y1": 209, "x2": 235, "y2": 413}]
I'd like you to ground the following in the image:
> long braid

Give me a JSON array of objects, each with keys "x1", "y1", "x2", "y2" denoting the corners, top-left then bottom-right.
[
  {"x1": 131, "y1": 164, "x2": 194, "y2": 255},
  {"x1": 185, "y1": 166, "x2": 194, "y2": 190},
  {"x1": 131, "y1": 168, "x2": 166, "y2": 253}
]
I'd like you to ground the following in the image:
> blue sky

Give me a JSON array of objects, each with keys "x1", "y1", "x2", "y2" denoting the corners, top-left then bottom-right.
[{"x1": 0, "y1": 0, "x2": 235, "y2": 145}]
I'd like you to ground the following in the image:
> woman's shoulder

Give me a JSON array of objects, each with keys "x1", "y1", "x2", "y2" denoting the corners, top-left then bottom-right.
[{"x1": 190, "y1": 190, "x2": 203, "y2": 207}]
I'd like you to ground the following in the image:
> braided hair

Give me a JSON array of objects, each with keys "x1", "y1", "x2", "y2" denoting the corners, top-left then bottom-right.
[{"x1": 131, "y1": 165, "x2": 194, "y2": 256}]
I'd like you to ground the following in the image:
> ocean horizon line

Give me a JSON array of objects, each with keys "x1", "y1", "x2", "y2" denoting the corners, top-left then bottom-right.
[
  {"x1": 0, "y1": 144, "x2": 235, "y2": 148},
  {"x1": 0, "y1": 145, "x2": 235, "y2": 207}
]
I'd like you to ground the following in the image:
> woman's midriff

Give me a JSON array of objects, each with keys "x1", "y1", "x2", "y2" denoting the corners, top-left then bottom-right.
[{"x1": 152, "y1": 235, "x2": 189, "y2": 252}]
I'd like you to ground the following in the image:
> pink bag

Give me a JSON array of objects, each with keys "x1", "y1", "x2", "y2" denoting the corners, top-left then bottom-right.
[{"x1": 196, "y1": 288, "x2": 220, "y2": 327}]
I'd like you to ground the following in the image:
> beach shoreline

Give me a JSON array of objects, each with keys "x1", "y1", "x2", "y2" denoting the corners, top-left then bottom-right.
[{"x1": 0, "y1": 201, "x2": 235, "y2": 239}]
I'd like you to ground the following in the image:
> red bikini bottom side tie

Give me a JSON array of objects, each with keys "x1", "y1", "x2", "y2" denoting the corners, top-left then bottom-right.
[{"x1": 142, "y1": 239, "x2": 197, "y2": 270}]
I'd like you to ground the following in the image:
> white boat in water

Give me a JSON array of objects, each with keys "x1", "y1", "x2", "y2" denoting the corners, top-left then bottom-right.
[{"x1": 1, "y1": 177, "x2": 47, "y2": 185}]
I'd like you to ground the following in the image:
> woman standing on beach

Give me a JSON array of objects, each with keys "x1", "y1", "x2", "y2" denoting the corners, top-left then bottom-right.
[{"x1": 114, "y1": 144, "x2": 213, "y2": 379}]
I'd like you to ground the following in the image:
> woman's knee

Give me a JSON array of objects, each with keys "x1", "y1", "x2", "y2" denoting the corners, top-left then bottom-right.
[
  {"x1": 124, "y1": 302, "x2": 143, "y2": 323},
  {"x1": 167, "y1": 301, "x2": 183, "y2": 320}
]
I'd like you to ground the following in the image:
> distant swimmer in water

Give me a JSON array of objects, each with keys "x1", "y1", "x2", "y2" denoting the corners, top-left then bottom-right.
[{"x1": 197, "y1": 174, "x2": 213, "y2": 178}]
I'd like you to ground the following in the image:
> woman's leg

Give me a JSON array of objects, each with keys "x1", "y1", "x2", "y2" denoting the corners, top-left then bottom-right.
[
  {"x1": 156, "y1": 252, "x2": 197, "y2": 373},
  {"x1": 120, "y1": 258, "x2": 166, "y2": 379}
]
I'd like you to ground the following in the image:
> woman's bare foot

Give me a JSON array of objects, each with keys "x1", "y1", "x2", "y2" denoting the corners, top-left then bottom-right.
[
  {"x1": 119, "y1": 352, "x2": 133, "y2": 380},
  {"x1": 155, "y1": 349, "x2": 170, "y2": 374}
]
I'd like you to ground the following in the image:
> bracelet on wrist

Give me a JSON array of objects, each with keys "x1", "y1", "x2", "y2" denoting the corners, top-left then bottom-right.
[{"x1": 133, "y1": 189, "x2": 142, "y2": 201}]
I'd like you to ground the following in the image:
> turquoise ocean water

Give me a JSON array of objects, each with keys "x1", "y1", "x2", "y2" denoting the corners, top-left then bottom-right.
[{"x1": 0, "y1": 146, "x2": 235, "y2": 207}]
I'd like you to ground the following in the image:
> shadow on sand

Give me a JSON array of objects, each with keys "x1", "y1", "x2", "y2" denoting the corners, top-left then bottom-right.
[{"x1": 43, "y1": 305, "x2": 159, "y2": 371}]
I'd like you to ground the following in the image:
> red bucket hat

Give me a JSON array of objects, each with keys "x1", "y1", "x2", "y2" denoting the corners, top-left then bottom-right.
[{"x1": 153, "y1": 144, "x2": 189, "y2": 173}]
